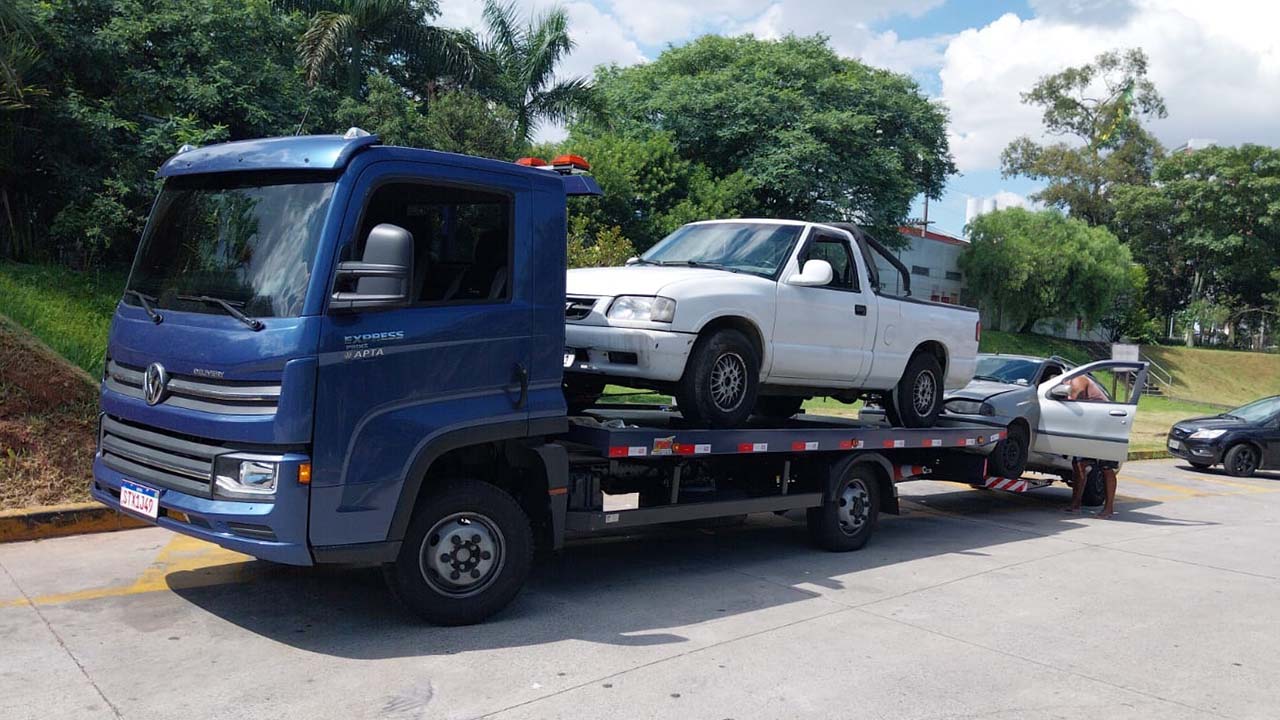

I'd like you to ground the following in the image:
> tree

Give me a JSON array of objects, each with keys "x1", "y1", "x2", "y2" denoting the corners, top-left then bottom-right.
[
  {"x1": 478, "y1": 0, "x2": 595, "y2": 141},
  {"x1": 961, "y1": 208, "x2": 1135, "y2": 333},
  {"x1": 283, "y1": 0, "x2": 481, "y2": 99},
  {"x1": 566, "y1": 216, "x2": 635, "y2": 268},
  {"x1": 1001, "y1": 48, "x2": 1166, "y2": 226},
  {"x1": 578, "y1": 34, "x2": 954, "y2": 239},
  {"x1": 1111, "y1": 144, "x2": 1280, "y2": 345},
  {"x1": 422, "y1": 89, "x2": 525, "y2": 160}
]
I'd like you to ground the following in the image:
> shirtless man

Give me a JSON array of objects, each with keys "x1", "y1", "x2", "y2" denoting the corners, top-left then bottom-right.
[{"x1": 1063, "y1": 373, "x2": 1119, "y2": 518}]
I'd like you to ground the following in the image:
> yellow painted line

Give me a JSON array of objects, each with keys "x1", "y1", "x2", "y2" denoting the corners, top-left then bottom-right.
[
  {"x1": 1120, "y1": 477, "x2": 1207, "y2": 497},
  {"x1": 1185, "y1": 475, "x2": 1276, "y2": 492},
  {"x1": 0, "y1": 535, "x2": 253, "y2": 609}
]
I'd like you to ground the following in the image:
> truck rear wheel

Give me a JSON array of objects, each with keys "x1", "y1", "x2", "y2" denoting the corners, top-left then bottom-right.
[
  {"x1": 386, "y1": 479, "x2": 533, "y2": 625},
  {"x1": 887, "y1": 352, "x2": 942, "y2": 428},
  {"x1": 807, "y1": 463, "x2": 880, "y2": 551},
  {"x1": 676, "y1": 328, "x2": 760, "y2": 428}
]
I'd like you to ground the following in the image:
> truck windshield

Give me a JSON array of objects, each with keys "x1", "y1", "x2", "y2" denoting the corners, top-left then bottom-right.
[
  {"x1": 641, "y1": 222, "x2": 803, "y2": 279},
  {"x1": 124, "y1": 172, "x2": 337, "y2": 318}
]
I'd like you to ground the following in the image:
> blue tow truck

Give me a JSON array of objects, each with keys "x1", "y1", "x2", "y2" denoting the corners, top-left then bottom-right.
[{"x1": 92, "y1": 130, "x2": 1007, "y2": 624}]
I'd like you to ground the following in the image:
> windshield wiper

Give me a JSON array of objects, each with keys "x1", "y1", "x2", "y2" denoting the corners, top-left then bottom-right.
[
  {"x1": 126, "y1": 290, "x2": 163, "y2": 324},
  {"x1": 658, "y1": 260, "x2": 742, "y2": 274},
  {"x1": 629, "y1": 257, "x2": 660, "y2": 266},
  {"x1": 972, "y1": 374, "x2": 1004, "y2": 383},
  {"x1": 177, "y1": 294, "x2": 265, "y2": 331}
]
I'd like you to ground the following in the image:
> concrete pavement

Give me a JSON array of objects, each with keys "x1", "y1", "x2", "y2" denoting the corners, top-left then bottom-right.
[{"x1": 2, "y1": 459, "x2": 1278, "y2": 720}]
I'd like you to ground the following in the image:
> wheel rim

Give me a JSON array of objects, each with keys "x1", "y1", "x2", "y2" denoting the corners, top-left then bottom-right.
[
  {"x1": 836, "y1": 478, "x2": 871, "y2": 535},
  {"x1": 1001, "y1": 438, "x2": 1022, "y2": 468},
  {"x1": 419, "y1": 512, "x2": 505, "y2": 598},
  {"x1": 709, "y1": 351, "x2": 748, "y2": 412},
  {"x1": 1232, "y1": 447, "x2": 1258, "y2": 475},
  {"x1": 912, "y1": 370, "x2": 937, "y2": 416}
]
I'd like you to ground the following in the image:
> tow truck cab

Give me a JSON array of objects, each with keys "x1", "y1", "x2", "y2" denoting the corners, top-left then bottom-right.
[{"x1": 91, "y1": 132, "x2": 599, "y2": 566}]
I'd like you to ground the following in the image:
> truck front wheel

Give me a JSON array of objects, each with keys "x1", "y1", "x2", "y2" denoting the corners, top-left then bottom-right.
[{"x1": 386, "y1": 479, "x2": 533, "y2": 625}]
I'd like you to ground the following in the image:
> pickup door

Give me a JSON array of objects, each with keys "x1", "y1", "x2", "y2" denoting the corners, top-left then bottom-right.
[
  {"x1": 769, "y1": 226, "x2": 874, "y2": 385},
  {"x1": 1033, "y1": 360, "x2": 1149, "y2": 463}
]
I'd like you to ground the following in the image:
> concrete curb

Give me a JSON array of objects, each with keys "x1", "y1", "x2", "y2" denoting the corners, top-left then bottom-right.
[
  {"x1": 0, "y1": 503, "x2": 148, "y2": 543},
  {"x1": 1128, "y1": 450, "x2": 1173, "y2": 461}
]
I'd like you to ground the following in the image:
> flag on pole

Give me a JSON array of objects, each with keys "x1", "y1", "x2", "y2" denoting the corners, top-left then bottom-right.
[{"x1": 1096, "y1": 81, "x2": 1135, "y2": 146}]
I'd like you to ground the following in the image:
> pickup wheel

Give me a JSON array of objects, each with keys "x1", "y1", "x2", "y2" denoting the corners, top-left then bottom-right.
[
  {"x1": 386, "y1": 479, "x2": 533, "y2": 626},
  {"x1": 754, "y1": 396, "x2": 805, "y2": 420},
  {"x1": 987, "y1": 424, "x2": 1029, "y2": 479},
  {"x1": 807, "y1": 463, "x2": 880, "y2": 551},
  {"x1": 887, "y1": 352, "x2": 943, "y2": 428},
  {"x1": 676, "y1": 328, "x2": 760, "y2": 428}
]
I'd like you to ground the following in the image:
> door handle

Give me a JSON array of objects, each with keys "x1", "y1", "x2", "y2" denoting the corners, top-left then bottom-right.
[
  {"x1": 1109, "y1": 409, "x2": 1128, "y2": 417},
  {"x1": 855, "y1": 304, "x2": 867, "y2": 316},
  {"x1": 514, "y1": 363, "x2": 528, "y2": 409}
]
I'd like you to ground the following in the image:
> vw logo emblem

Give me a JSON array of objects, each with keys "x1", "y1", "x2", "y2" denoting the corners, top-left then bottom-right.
[{"x1": 143, "y1": 362, "x2": 169, "y2": 406}]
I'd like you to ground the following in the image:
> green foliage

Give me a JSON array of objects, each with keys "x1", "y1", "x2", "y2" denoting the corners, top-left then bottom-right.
[
  {"x1": 423, "y1": 90, "x2": 525, "y2": 159},
  {"x1": 579, "y1": 34, "x2": 954, "y2": 237},
  {"x1": 336, "y1": 73, "x2": 432, "y2": 146},
  {"x1": 1001, "y1": 48, "x2": 1166, "y2": 226},
  {"x1": 566, "y1": 217, "x2": 635, "y2": 269},
  {"x1": 0, "y1": 261, "x2": 126, "y2": 376},
  {"x1": 961, "y1": 208, "x2": 1135, "y2": 332},
  {"x1": 477, "y1": 0, "x2": 595, "y2": 141}
]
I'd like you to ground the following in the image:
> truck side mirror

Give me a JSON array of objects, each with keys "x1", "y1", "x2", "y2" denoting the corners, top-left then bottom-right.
[
  {"x1": 330, "y1": 223, "x2": 414, "y2": 311},
  {"x1": 787, "y1": 259, "x2": 834, "y2": 287}
]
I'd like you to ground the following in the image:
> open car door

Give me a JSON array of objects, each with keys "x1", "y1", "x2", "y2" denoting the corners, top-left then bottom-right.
[{"x1": 1032, "y1": 360, "x2": 1149, "y2": 464}]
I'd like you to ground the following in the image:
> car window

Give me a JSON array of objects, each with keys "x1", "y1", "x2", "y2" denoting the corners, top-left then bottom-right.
[
  {"x1": 800, "y1": 235, "x2": 859, "y2": 291},
  {"x1": 1057, "y1": 372, "x2": 1112, "y2": 403}
]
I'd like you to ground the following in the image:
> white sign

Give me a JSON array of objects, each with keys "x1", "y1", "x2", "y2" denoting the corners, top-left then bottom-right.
[{"x1": 1111, "y1": 343, "x2": 1140, "y2": 362}]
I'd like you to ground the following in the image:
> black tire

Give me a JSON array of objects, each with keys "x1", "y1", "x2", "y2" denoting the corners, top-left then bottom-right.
[
  {"x1": 386, "y1": 479, "x2": 533, "y2": 625},
  {"x1": 887, "y1": 352, "x2": 943, "y2": 428},
  {"x1": 1187, "y1": 460, "x2": 1214, "y2": 471},
  {"x1": 1223, "y1": 443, "x2": 1260, "y2": 478},
  {"x1": 1081, "y1": 464, "x2": 1107, "y2": 507},
  {"x1": 676, "y1": 328, "x2": 760, "y2": 428},
  {"x1": 987, "y1": 425, "x2": 1029, "y2": 479},
  {"x1": 564, "y1": 376, "x2": 605, "y2": 415},
  {"x1": 754, "y1": 396, "x2": 805, "y2": 420},
  {"x1": 807, "y1": 463, "x2": 880, "y2": 552},
  {"x1": 881, "y1": 393, "x2": 903, "y2": 427}
]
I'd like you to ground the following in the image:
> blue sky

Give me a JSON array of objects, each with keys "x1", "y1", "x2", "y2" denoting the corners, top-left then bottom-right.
[{"x1": 441, "y1": 0, "x2": 1280, "y2": 238}]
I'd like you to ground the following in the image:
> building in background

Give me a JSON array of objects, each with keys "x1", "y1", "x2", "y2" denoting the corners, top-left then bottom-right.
[{"x1": 873, "y1": 226, "x2": 969, "y2": 305}]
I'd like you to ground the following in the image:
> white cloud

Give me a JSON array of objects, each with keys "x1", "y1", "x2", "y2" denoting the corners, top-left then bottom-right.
[{"x1": 940, "y1": 0, "x2": 1280, "y2": 171}]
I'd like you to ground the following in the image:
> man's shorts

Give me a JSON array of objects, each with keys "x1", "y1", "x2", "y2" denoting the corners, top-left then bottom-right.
[{"x1": 1072, "y1": 457, "x2": 1120, "y2": 470}]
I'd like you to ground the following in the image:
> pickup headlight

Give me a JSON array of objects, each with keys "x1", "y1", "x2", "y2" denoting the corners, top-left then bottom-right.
[
  {"x1": 1189, "y1": 428, "x2": 1227, "y2": 440},
  {"x1": 946, "y1": 399, "x2": 995, "y2": 416},
  {"x1": 607, "y1": 295, "x2": 676, "y2": 323},
  {"x1": 213, "y1": 455, "x2": 279, "y2": 498}
]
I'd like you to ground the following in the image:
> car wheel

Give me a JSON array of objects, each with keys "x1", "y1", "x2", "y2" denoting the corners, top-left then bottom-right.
[
  {"x1": 1223, "y1": 443, "x2": 1260, "y2": 478},
  {"x1": 564, "y1": 376, "x2": 605, "y2": 415},
  {"x1": 385, "y1": 479, "x2": 533, "y2": 625},
  {"x1": 676, "y1": 328, "x2": 759, "y2": 428},
  {"x1": 807, "y1": 462, "x2": 880, "y2": 551},
  {"x1": 1081, "y1": 464, "x2": 1107, "y2": 507},
  {"x1": 987, "y1": 425, "x2": 1029, "y2": 479},
  {"x1": 887, "y1": 352, "x2": 943, "y2": 428},
  {"x1": 754, "y1": 396, "x2": 805, "y2": 420}
]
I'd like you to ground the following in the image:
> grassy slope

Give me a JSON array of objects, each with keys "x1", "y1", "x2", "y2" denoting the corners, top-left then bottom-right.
[
  {"x1": 0, "y1": 262, "x2": 126, "y2": 378},
  {"x1": 1144, "y1": 345, "x2": 1280, "y2": 408}
]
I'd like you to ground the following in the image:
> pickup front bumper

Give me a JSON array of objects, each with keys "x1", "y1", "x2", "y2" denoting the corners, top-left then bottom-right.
[{"x1": 564, "y1": 324, "x2": 696, "y2": 383}]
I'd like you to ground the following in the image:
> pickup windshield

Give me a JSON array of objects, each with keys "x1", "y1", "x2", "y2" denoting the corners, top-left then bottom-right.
[
  {"x1": 641, "y1": 222, "x2": 803, "y2": 279},
  {"x1": 124, "y1": 172, "x2": 336, "y2": 318}
]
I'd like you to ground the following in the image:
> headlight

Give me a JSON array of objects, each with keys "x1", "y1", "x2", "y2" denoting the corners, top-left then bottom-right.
[
  {"x1": 607, "y1": 295, "x2": 676, "y2": 323},
  {"x1": 1189, "y1": 428, "x2": 1227, "y2": 440},
  {"x1": 213, "y1": 455, "x2": 279, "y2": 497},
  {"x1": 946, "y1": 399, "x2": 994, "y2": 416}
]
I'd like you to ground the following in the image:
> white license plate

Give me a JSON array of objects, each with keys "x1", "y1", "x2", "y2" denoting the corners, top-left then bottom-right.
[
  {"x1": 119, "y1": 479, "x2": 160, "y2": 519},
  {"x1": 563, "y1": 351, "x2": 576, "y2": 368},
  {"x1": 1167, "y1": 439, "x2": 1182, "y2": 451}
]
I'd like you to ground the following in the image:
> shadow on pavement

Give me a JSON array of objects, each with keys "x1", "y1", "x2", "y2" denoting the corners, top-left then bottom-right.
[
  {"x1": 1168, "y1": 461, "x2": 1280, "y2": 481},
  {"x1": 166, "y1": 484, "x2": 1216, "y2": 659}
]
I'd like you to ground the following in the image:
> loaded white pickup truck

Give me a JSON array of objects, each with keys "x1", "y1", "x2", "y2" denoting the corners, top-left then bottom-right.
[{"x1": 564, "y1": 219, "x2": 981, "y2": 427}]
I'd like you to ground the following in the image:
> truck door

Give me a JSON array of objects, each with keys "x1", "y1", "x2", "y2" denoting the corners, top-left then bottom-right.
[
  {"x1": 309, "y1": 161, "x2": 534, "y2": 547},
  {"x1": 1032, "y1": 360, "x2": 1149, "y2": 463},
  {"x1": 770, "y1": 228, "x2": 874, "y2": 384}
]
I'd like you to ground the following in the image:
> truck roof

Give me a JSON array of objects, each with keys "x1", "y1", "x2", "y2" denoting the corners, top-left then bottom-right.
[{"x1": 155, "y1": 131, "x2": 603, "y2": 196}]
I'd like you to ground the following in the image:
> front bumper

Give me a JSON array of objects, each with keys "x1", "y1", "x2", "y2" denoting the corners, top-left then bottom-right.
[
  {"x1": 1165, "y1": 435, "x2": 1222, "y2": 464},
  {"x1": 564, "y1": 324, "x2": 696, "y2": 383},
  {"x1": 91, "y1": 453, "x2": 314, "y2": 566}
]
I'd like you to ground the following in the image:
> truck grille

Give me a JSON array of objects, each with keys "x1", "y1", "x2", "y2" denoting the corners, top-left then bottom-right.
[
  {"x1": 105, "y1": 360, "x2": 280, "y2": 415},
  {"x1": 564, "y1": 295, "x2": 599, "y2": 321},
  {"x1": 99, "y1": 416, "x2": 218, "y2": 497}
]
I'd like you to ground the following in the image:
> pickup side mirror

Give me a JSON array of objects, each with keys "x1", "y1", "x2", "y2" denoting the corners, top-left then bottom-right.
[
  {"x1": 624, "y1": 256, "x2": 641, "y2": 266},
  {"x1": 330, "y1": 223, "x2": 414, "y2": 312},
  {"x1": 787, "y1": 259, "x2": 834, "y2": 287},
  {"x1": 1049, "y1": 384, "x2": 1070, "y2": 400}
]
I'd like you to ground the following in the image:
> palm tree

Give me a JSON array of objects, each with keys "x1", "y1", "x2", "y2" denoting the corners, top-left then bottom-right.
[
  {"x1": 281, "y1": 0, "x2": 482, "y2": 99},
  {"x1": 480, "y1": 0, "x2": 595, "y2": 141},
  {"x1": 0, "y1": 1, "x2": 44, "y2": 111}
]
